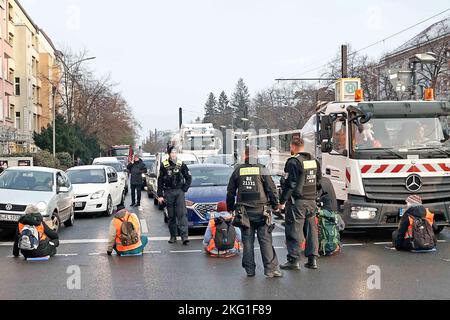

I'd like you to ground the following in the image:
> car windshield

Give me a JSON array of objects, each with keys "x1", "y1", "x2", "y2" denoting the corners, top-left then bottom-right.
[
  {"x1": 0, "y1": 170, "x2": 54, "y2": 192},
  {"x1": 206, "y1": 155, "x2": 234, "y2": 165},
  {"x1": 353, "y1": 117, "x2": 447, "y2": 151},
  {"x1": 143, "y1": 159, "x2": 155, "y2": 169},
  {"x1": 98, "y1": 163, "x2": 123, "y2": 172},
  {"x1": 190, "y1": 167, "x2": 233, "y2": 187},
  {"x1": 112, "y1": 148, "x2": 130, "y2": 156},
  {"x1": 67, "y1": 169, "x2": 106, "y2": 184}
]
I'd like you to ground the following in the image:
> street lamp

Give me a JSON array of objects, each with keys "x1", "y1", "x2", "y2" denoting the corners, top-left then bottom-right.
[
  {"x1": 52, "y1": 55, "x2": 96, "y2": 157},
  {"x1": 409, "y1": 52, "x2": 437, "y2": 100}
]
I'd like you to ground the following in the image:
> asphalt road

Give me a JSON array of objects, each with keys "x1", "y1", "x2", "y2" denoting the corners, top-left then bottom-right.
[{"x1": 0, "y1": 191, "x2": 450, "y2": 300}]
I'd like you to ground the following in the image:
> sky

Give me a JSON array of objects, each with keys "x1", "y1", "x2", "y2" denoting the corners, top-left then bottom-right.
[{"x1": 20, "y1": 0, "x2": 450, "y2": 141}]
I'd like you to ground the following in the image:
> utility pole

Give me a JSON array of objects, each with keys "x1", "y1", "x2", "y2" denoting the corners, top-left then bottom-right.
[
  {"x1": 341, "y1": 44, "x2": 348, "y2": 78},
  {"x1": 179, "y1": 107, "x2": 183, "y2": 129},
  {"x1": 52, "y1": 85, "x2": 57, "y2": 157}
]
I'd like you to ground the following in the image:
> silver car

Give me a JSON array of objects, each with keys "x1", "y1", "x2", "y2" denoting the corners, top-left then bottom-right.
[{"x1": 0, "y1": 167, "x2": 75, "y2": 232}]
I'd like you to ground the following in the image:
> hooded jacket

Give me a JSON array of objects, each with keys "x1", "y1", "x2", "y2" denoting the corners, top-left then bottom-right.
[{"x1": 395, "y1": 205, "x2": 437, "y2": 247}]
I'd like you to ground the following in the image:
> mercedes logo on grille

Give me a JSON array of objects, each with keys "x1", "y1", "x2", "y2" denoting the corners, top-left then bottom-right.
[
  {"x1": 5, "y1": 204, "x2": 13, "y2": 211},
  {"x1": 406, "y1": 174, "x2": 422, "y2": 192}
]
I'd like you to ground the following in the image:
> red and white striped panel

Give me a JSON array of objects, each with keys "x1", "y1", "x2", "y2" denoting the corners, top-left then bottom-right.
[{"x1": 361, "y1": 163, "x2": 450, "y2": 174}]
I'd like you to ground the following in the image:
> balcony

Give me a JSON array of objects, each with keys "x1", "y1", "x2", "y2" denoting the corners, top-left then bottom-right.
[
  {"x1": 4, "y1": 39, "x2": 13, "y2": 58},
  {"x1": 4, "y1": 80, "x2": 14, "y2": 97}
]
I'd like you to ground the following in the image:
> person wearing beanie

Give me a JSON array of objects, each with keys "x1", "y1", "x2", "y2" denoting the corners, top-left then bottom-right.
[
  {"x1": 157, "y1": 145, "x2": 192, "y2": 245},
  {"x1": 392, "y1": 195, "x2": 438, "y2": 251},
  {"x1": 13, "y1": 205, "x2": 60, "y2": 259},
  {"x1": 203, "y1": 201, "x2": 242, "y2": 257}
]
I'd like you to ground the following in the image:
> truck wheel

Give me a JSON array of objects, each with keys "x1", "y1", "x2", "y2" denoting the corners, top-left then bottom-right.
[
  {"x1": 321, "y1": 177, "x2": 338, "y2": 212},
  {"x1": 434, "y1": 226, "x2": 446, "y2": 234}
]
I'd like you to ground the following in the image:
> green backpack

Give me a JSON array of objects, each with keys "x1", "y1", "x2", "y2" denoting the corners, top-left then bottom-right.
[{"x1": 318, "y1": 209, "x2": 341, "y2": 256}]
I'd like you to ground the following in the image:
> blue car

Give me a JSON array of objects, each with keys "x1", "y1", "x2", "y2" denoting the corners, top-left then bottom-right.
[{"x1": 184, "y1": 164, "x2": 234, "y2": 229}]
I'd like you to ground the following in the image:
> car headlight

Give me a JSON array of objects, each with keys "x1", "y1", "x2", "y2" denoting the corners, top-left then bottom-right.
[
  {"x1": 142, "y1": 173, "x2": 146, "y2": 178},
  {"x1": 35, "y1": 202, "x2": 48, "y2": 215},
  {"x1": 185, "y1": 200, "x2": 195, "y2": 208},
  {"x1": 91, "y1": 191, "x2": 105, "y2": 200},
  {"x1": 351, "y1": 207, "x2": 377, "y2": 220}
]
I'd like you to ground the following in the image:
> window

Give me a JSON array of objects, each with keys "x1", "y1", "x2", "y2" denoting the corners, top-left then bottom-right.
[
  {"x1": 14, "y1": 77, "x2": 20, "y2": 96},
  {"x1": 331, "y1": 119, "x2": 347, "y2": 155},
  {"x1": 15, "y1": 111, "x2": 20, "y2": 129},
  {"x1": 32, "y1": 57, "x2": 36, "y2": 77}
]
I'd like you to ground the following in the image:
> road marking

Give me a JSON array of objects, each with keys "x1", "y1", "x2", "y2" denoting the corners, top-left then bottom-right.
[
  {"x1": 374, "y1": 242, "x2": 392, "y2": 245},
  {"x1": 341, "y1": 243, "x2": 365, "y2": 247},
  {"x1": 275, "y1": 222, "x2": 285, "y2": 230},
  {"x1": 170, "y1": 250, "x2": 202, "y2": 253},
  {"x1": 143, "y1": 251, "x2": 162, "y2": 254},
  {"x1": 55, "y1": 253, "x2": 78, "y2": 257},
  {"x1": 140, "y1": 219, "x2": 149, "y2": 234}
]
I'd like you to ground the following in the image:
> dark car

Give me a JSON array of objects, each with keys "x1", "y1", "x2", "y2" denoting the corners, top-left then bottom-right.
[{"x1": 163, "y1": 164, "x2": 233, "y2": 230}]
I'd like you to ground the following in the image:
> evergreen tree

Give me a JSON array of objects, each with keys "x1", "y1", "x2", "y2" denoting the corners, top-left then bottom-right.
[
  {"x1": 217, "y1": 91, "x2": 232, "y2": 127},
  {"x1": 203, "y1": 92, "x2": 217, "y2": 124},
  {"x1": 231, "y1": 78, "x2": 251, "y2": 130}
]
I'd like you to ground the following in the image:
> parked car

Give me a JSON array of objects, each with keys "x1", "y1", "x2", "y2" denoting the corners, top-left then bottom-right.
[
  {"x1": 0, "y1": 167, "x2": 75, "y2": 231},
  {"x1": 66, "y1": 165, "x2": 125, "y2": 216},
  {"x1": 142, "y1": 156, "x2": 156, "y2": 190},
  {"x1": 205, "y1": 154, "x2": 236, "y2": 166},
  {"x1": 92, "y1": 157, "x2": 129, "y2": 194},
  {"x1": 147, "y1": 153, "x2": 200, "y2": 206},
  {"x1": 163, "y1": 164, "x2": 233, "y2": 230}
]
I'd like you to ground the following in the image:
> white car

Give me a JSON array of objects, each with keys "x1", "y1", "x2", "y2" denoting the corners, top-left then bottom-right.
[
  {"x1": 92, "y1": 157, "x2": 129, "y2": 194},
  {"x1": 66, "y1": 165, "x2": 125, "y2": 216},
  {"x1": 0, "y1": 167, "x2": 75, "y2": 232}
]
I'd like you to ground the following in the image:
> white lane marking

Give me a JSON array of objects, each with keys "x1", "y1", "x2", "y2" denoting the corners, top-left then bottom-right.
[
  {"x1": 143, "y1": 251, "x2": 162, "y2": 254},
  {"x1": 140, "y1": 219, "x2": 149, "y2": 234},
  {"x1": 55, "y1": 253, "x2": 78, "y2": 257},
  {"x1": 374, "y1": 242, "x2": 392, "y2": 245},
  {"x1": 170, "y1": 250, "x2": 202, "y2": 253},
  {"x1": 438, "y1": 240, "x2": 447, "y2": 243},
  {"x1": 342, "y1": 243, "x2": 365, "y2": 247}
]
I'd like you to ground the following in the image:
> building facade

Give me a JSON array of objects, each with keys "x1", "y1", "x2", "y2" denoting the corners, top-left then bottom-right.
[{"x1": 0, "y1": 0, "x2": 59, "y2": 154}]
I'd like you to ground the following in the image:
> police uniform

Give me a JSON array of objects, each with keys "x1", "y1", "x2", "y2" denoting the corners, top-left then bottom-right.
[
  {"x1": 157, "y1": 158, "x2": 192, "y2": 241},
  {"x1": 280, "y1": 152, "x2": 321, "y2": 265},
  {"x1": 227, "y1": 162, "x2": 280, "y2": 276}
]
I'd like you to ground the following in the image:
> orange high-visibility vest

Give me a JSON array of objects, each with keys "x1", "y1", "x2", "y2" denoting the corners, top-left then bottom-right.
[
  {"x1": 405, "y1": 210, "x2": 434, "y2": 240},
  {"x1": 18, "y1": 223, "x2": 47, "y2": 241},
  {"x1": 113, "y1": 213, "x2": 142, "y2": 252},
  {"x1": 206, "y1": 218, "x2": 240, "y2": 254}
]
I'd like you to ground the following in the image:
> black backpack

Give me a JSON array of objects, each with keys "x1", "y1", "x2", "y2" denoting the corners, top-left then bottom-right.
[
  {"x1": 214, "y1": 217, "x2": 236, "y2": 251},
  {"x1": 411, "y1": 217, "x2": 435, "y2": 251}
]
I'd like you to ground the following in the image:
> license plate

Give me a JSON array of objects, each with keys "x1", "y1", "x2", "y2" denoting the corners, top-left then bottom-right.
[
  {"x1": 0, "y1": 214, "x2": 20, "y2": 222},
  {"x1": 75, "y1": 202, "x2": 83, "y2": 208},
  {"x1": 399, "y1": 208, "x2": 405, "y2": 217}
]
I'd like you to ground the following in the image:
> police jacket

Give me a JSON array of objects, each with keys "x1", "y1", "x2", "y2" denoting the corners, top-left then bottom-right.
[
  {"x1": 127, "y1": 159, "x2": 147, "y2": 185},
  {"x1": 157, "y1": 158, "x2": 192, "y2": 196},
  {"x1": 226, "y1": 163, "x2": 279, "y2": 212},
  {"x1": 13, "y1": 213, "x2": 59, "y2": 258},
  {"x1": 280, "y1": 152, "x2": 322, "y2": 204}
]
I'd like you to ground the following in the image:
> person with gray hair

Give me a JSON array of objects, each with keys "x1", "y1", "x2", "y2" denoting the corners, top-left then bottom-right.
[{"x1": 13, "y1": 205, "x2": 60, "y2": 259}]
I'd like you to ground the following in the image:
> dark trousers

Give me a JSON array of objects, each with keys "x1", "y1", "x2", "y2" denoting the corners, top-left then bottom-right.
[
  {"x1": 166, "y1": 189, "x2": 189, "y2": 238},
  {"x1": 392, "y1": 231, "x2": 412, "y2": 251},
  {"x1": 285, "y1": 199, "x2": 319, "y2": 262},
  {"x1": 23, "y1": 239, "x2": 60, "y2": 258},
  {"x1": 131, "y1": 184, "x2": 142, "y2": 205},
  {"x1": 241, "y1": 219, "x2": 279, "y2": 274}
]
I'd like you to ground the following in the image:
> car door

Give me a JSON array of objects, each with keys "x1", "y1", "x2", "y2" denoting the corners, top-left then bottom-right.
[
  {"x1": 62, "y1": 172, "x2": 74, "y2": 217},
  {"x1": 55, "y1": 172, "x2": 69, "y2": 221}
]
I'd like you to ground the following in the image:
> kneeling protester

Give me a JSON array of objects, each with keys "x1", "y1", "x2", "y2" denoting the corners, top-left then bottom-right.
[
  {"x1": 107, "y1": 206, "x2": 148, "y2": 256},
  {"x1": 392, "y1": 195, "x2": 437, "y2": 252},
  {"x1": 13, "y1": 206, "x2": 60, "y2": 259},
  {"x1": 203, "y1": 202, "x2": 241, "y2": 258}
]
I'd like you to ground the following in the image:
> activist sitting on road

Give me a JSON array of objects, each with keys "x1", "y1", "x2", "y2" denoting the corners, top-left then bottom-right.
[
  {"x1": 107, "y1": 205, "x2": 148, "y2": 256},
  {"x1": 392, "y1": 195, "x2": 437, "y2": 252},
  {"x1": 13, "y1": 205, "x2": 60, "y2": 259},
  {"x1": 203, "y1": 201, "x2": 242, "y2": 257}
]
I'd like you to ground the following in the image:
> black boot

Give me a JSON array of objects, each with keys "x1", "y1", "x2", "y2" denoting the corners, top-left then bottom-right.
[
  {"x1": 168, "y1": 237, "x2": 177, "y2": 244},
  {"x1": 304, "y1": 256, "x2": 318, "y2": 270},
  {"x1": 182, "y1": 238, "x2": 190, "y2": 245},
  {"x1": 280, "y1": 261, "x2": 300, "y2": 270}
]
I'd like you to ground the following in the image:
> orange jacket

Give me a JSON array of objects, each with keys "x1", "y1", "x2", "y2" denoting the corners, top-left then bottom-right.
[
  {"x1": 206, "y1": 218, "x2": 240, "y2": 255},
  {"x1": 112, "y1": 212, "x2": 142, "y2": 252},
  {"x1": 18, "y1": 223, "x2": 47, "y2": 241},
  {"x1": 405, "y1": 210, "x2": 434, "y2": 240}
]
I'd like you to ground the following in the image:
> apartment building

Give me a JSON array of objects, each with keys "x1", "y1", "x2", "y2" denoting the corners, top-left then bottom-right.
[{"x1": 2, "y1": 0, "x2": 59, "y2": 154}]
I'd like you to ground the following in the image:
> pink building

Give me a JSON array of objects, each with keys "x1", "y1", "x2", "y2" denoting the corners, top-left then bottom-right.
[{"x1": 0, "y1": 0, "x2": 15, "y2": 154}]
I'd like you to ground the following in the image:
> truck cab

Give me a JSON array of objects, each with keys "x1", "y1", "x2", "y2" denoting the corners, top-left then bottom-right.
[{"x1": 305, "y1": 88, "x2": 450, "y2": 232}]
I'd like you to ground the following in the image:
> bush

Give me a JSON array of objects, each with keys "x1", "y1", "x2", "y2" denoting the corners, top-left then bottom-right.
[
  {"x1": 56, "y1": 152, "x2": 73, "y2": 170},
  {"x1": 33, "y1": 150, "x2": 60, "y2": 169}
]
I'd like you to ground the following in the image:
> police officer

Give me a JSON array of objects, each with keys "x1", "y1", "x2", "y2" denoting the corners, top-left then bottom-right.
[
  {"x1": 157, "y1": 146, "x2": 192, "y2": 245},
  {"x1": 227, "y1": 146, "x2": 282, "y2": 278},
  {"x1": 279, "y1": 137, "x2": 321, "y2": 270}
]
